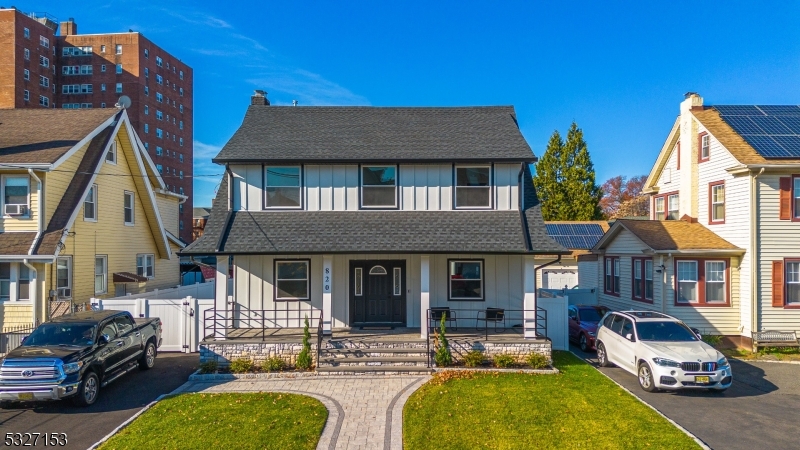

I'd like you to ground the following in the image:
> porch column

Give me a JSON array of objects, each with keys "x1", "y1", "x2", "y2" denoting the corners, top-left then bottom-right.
[
  {"x1": 524, "y1": 255, "x2": 537, "y2": 338},
  {"x1": 214, "y1": 255, "x2": 229, "y2": 339},
  {"x1": 322, "y1": 255, "x2": 332, "y2": 335},
  {"x1": 420, "y1": 255, "x2": 430, "y2": 339}
]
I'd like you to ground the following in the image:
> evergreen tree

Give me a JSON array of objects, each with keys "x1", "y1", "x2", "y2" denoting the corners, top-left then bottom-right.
[
  {"x1": 533, "y1": 122, "x2": 602, "y2": 220},
  {"x1": 296, "y1": 316, "x2": 312, "y2": 370}
]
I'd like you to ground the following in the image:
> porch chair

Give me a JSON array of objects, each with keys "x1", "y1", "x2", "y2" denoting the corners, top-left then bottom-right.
[
  {"x1": 476, "y1": 307, "x2": 506, "y2": 334},
  {"x1": 430, "y1": 307, "x2": 458, "y2": 332}
]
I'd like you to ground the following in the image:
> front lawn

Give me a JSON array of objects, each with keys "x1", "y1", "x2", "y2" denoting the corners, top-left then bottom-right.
[
  {"x1": 404, "y1": 351, "x2": 700, "y2": 449},
  {"x1": 100, "y1": 393, "x2": 327, "y2": 450},
  {"x1": 721, "y1": 347, "x2": 800, "y2": 362}
]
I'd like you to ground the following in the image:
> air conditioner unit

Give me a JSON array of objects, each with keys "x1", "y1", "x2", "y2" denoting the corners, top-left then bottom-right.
[
  {"x1": 4, "y1": 204, "x2": 28, "y2": 216},
  {"x1": 57, "y1": 287, "x2": 71, "y2": 298}
]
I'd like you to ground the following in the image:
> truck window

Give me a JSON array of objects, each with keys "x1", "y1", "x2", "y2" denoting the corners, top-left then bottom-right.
[
  {"x1": 99, "y1": 321, "x2": 117, "y2": 341},
  {"x1": 114, "y1": 315, "x2": 134, "y2": 335}
]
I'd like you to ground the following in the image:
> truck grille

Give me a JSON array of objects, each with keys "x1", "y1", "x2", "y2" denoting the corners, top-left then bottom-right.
[
  {"x1": 681, "y1": 362, "x2": 716, "y2": 372},
  {"x1": 0, "y1": 358, "x2": 62, "y2": 383}
]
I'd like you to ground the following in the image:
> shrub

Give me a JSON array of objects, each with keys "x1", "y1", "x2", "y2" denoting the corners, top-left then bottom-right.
[
  {"x1": 296, "y1": 316, "x2": 313, "y2": 370},
  {"x1": 525, "y1": 352, "x2": 550, "y2": 369},
  {"x1": 493, "y1": 354, "x2": 516, "y2": 368},
  {"x1": 702, "y1": 334, "x2": 723, "y2": 347},
  {"x1": 229, "y1": 358, "x2": 254, "y2": 374},
  {"x1": 463, "y1": 350, "x2": 485, "y2": 367},
  {"x1": 199, "y1": 360, "x2": 218, "y2": 374},
  {"x1": 262, "y1": 356, "x2": 286, "y2": 372},
  {"x1": 434, "y1": 314, "x2": 452, "y2": 367}
]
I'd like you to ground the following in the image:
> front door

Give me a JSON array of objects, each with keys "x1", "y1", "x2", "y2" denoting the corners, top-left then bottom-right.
[{"x1": 350, "y1": 260, "x2": 406, "y2": 326}]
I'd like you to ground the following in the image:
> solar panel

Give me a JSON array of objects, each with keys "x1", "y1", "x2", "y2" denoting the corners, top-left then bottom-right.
[
  {"x1": 776, "y1": 117, "x2": 800, "y2": 134},
  {"x1": 770, "y1": 136, "x2": 800, "y2": 155},
  {"x1": 749, "y1": 116, "x2": 793, "y2": 135},
  {"x1": 716, "y1": 104, "x2": 800, "y2": 158},
  {"x1": 721, "y1": 116, "x2": 763, "y2": 134},
  {"x1": 756, "y1": 105, "x2": 800, "y2": 116},
  {"x1": 545, "y1": 223, "x2": 605, "y2": 249},
  {"x1": 740, "y1": 135, "x2": 792, "y2": 158},
  {"x1": 714, "y1": 105, "x2": 764, "y2": 116}
]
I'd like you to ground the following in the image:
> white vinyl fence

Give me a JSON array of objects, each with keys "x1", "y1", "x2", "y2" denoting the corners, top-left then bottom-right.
[
  {"x1": 539, "y1": 288, "x2": 598, "y2": 306},
  {"x1": 537, "y1": 292, "x2": 569, "y2": 351}
]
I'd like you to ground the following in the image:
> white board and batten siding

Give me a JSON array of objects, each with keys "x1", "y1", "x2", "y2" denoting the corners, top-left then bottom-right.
[
  {"x1": 596, "y1": 228, "x2": 742, "y2": 335},
  {"x1": 229, "y1": 164, "x2": 521, "y2": 212},
  {"x1": 757, "y1": 174, "x2": 800, "y2": 333}
]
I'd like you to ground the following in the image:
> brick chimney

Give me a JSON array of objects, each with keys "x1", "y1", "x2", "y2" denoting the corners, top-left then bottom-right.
[
  {"x1": 60, "y1": 18, "x2": 77, "y2": 36},
  {"x1": 251, "y1": 90, "x2": 270, "y2": 106}
]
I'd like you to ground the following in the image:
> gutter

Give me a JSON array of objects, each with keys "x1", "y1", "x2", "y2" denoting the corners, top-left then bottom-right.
[
  {"x1": 27, "y1": 169, "x2": 43, "y2": 255},
  {"x1": 650, "y1": 249, "x2": 746, "y2": 255},
  {"x1": 750, "y1": 168, "x2": 764, "y2": 336},
  {"x1": 23, "y1": 259, "x2": 37, "y2": 326}
]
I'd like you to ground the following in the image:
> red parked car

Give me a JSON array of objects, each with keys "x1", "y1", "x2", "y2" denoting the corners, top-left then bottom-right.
[{"x1": 568, "y1": 305, "x2": 610, "y2": 352}]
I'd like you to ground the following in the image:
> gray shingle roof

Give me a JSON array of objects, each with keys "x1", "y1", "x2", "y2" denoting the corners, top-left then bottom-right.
[{"x1": 213, "y1": 106, "x2": 536, "y2": 163}]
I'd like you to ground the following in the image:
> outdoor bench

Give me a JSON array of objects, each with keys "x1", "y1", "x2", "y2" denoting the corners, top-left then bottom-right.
[{"x1": 752, "y1": 330, "x2": 800, "y2": 351}]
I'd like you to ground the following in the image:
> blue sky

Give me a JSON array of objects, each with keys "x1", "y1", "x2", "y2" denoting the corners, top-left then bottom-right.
[{"x1": 18, "y1": 1, "x2": 800, "y2": 206}]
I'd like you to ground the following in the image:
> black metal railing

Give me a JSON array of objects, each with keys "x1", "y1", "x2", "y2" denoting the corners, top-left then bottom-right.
[
  {"x1": 0, "y1": 324, "x2": 36, "y2": 355},
  {"x1": 425, "y1": 307, "x2": 548, "y2": 367},
  {"x1": 204, "y1": 304, "x2": 323, "y2": 340},
  {"x1": 316, "y1": 312, "x2": 324, "y2": 369}
]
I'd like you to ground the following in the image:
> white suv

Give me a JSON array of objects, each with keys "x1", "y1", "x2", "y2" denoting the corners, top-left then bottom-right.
[{"x1": 595, "y1": 311, "x2": 732, "y2": 392}]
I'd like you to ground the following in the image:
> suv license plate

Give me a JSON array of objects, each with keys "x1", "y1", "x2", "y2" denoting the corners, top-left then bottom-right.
[
  {"x1": 18, "y1": 392, "x2": 34, "y2": 400},
  {"x1": 694, "y1": 376, "x2": 710, "y2": 383}
]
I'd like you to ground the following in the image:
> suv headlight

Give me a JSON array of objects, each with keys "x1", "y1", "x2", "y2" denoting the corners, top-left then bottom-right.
[
  {"x1": 62, "y1": 361, "x2": 84, "y2": 374},
  {"x1": 717, "y1": 357, "x2": 729, "y2": 368},
  {"x1": 652, "y1": 357, "x2": 681, "y2": 368}
]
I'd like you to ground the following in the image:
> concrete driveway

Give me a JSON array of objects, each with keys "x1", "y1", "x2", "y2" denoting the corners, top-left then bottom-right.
[
  {"x1": 571, "y1": 345, "x2": 800, "y2": 450},
  {"x1": 0, "y1": 352, "x2": 196, "y2": 449}
]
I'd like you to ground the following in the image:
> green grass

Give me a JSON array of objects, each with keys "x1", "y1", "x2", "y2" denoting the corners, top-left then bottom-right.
[
  {"x1": 722, "y1": 347, "x2": 800, "y2": 361},
  {"x1": 100, "y1": 393, "x2": 327, "y2": 450},
  {"x1": 403, "y1": 351, "x2": 700, "y2": 450}
]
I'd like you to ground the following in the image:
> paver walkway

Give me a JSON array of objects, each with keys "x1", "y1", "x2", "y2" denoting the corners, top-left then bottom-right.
[{"x1": 179, "y1": 375, "x2": 430, "y2": 450}]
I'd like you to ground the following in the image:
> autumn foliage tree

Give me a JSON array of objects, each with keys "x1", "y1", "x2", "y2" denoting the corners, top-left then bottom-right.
[{"x1": 600, "y1": 175, "x2": 649, "y2": 219}]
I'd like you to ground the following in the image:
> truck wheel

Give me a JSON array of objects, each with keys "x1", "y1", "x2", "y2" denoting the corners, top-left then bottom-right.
[
  {"x1": 138, "y1": 341, "x2": 156, "y2": 370},
  {"x1": 73, "y1": 371, "x2": 100, "y2": 407},
  {"x1": 0, "y1": 401, "x2": 13, "y2": 409}
]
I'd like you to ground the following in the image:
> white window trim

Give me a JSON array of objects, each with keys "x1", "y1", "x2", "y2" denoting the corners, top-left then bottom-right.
[
  {"x1": 667, "y1": 194, "x2": 679, "y2": 220},
  {"x1": 448, "y1": 259, "x2": 484, "y2": 301},
  {"x1": 264, "y1": 166, "x2": 302, "y2": 210},
  {"x1": 454, "y1": 165, "x2": 493, "y2": 210},
  {"x1": 106, "y1": 141, "x2": 117, "y2": 164},
  {"x1": 787, "y1": 261, "x2": 800, "y2": 305},
  {"x1": 84, "y1": 184, "x2": 98, "y2": 222},
  {"x1": 701, "y1": 134, "x2": 710, "y2": 159},
  {"x1": 274, "y1": 260, "x2": 310, "y2": 301},
  {"x1": 137, "y1": 254, "x2": 154, "y2": 279},
  {"x1": 1, "y1": 175, "x2": 31, "y2": 219},
  {"x1": 95, "y1": 255, "x2": 108, "y2": 295},
  {"x1": 705, "y1": 260, "x2": 726, "y2": 303},
  {"x1": 56, "y1": 256, "x2": 73, "y2": 299},
  {"x1": 711, "y1": 183, "x2": 725, "y2": 222},
  {"x1": 360, "y1": 165, "x2": 398, "y2": 209},
  {"x1": 676, "y1": 260, "x2": 698, "y2": 303},
  {"x1": 124, "y1": 191, "x2": 135, "y2": 226}
]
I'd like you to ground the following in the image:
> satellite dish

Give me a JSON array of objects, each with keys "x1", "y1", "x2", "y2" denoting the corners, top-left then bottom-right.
[{"x1": 116, "y1": 95, "x2": 132, "y2": 109}]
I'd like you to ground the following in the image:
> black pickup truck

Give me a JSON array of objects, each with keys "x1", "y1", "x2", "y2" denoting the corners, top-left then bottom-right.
[{"x1": 0, "y1": 310, "x2": 161, "y2": 407}]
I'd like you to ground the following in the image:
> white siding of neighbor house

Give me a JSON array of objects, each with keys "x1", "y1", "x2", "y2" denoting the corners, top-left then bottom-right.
[
  {"x1": 756, "y1": 174, "x2": 800, "y2": 333},
  {"x1": 578, "y1": 259, "x2": 598, "y2": 290},
  {"x1": 232, "y1": 253, "x2": 527, "y2": 329},
  {"x1": 595, "y1": 229, "x2": 742, "y2": 335},
  {"x1": 652, "y1": 143, "x2": 681, "y2": 197},
  {"x1": 695, "y1": 123, "x2": 752, "y2": 335},
  {"x1": 229, "y1": 164, "x2": 521, "y2": 212}
]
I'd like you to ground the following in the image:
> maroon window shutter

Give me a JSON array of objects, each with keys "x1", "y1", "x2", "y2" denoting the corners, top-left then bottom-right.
[
  {"x1": 772, "y1": 261, "x2": 784, "y2": 307},
  {"x1": 779, "y1": 177, "x2": 792, "y2": 220}
]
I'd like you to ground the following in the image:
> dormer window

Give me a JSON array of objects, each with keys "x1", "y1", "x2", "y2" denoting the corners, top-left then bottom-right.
[
  {"x1": 455, "y1": 165, "x2": 491, "y2": 209},
  {"x1": 361, "y1": 166, "x2": 397, "y2": 208},
  {"x1": 265, "y1": 166, "x2": 301, "y2": 208}
]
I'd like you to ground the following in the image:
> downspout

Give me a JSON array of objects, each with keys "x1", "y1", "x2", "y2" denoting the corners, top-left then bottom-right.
[
  {"x1": 661, "y1": 254, "x2": 667, "y2": 313},
  {"x1": 23, "y1": 259, "x2": 37, "y2": 326},
  {"x1": 750, "y1": 168, "x2": 764, "y2": 337},
  {"x1": 535, "y1": 255, "x2": 563, "y2": 290},
  {"x1": 26, "y1": 169, "x2": 43, "y2": 255}
]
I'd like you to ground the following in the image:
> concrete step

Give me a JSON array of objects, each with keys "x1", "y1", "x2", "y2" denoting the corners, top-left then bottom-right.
[
  {"x1": 319, "y1": 356, "x2": 428, "y2": 365},
  {"x1": 316, "y1": 365, "x2": 433, "y2": 374},
  {"x1": 321, "y1": 347, "x2": 429, "y2": 355}
]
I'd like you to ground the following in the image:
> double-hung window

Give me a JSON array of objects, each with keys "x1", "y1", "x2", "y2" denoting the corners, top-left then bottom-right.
[
  {"x1": 793, "y1": 176, "x2": 800, "y2": 219},
  {"x1": 274, "y1": 260, "x2": 309, "y2": 300},
  {"x1": 106, "y1": 141, "x2": 117, "y2": 164},
  {"x1": 116, "y1": 83, "x2": 122, "y2": 93},
  {"x1": 705, "y1": 261, "x2": 726, "y2": 303},
  {"x1": 699, "y1": 133, "x2": 710, "y2": 161},
  {"x1": 604, "y1": 256, "x2": 620, "y2": 295},
  {"x1": 675, "y1": 259, "x2": 728, "y2": 305},
  {"x1": 631, "y1": 258, "x2": 653, "y2": 302},
  {"x1": 667, "y1": 194, "x2": 679, "y2": 220},
  {"x1": 709, "y1": 182, "x2": 725, "y2": 223},
  {"x1": 95, "y1": 256, "x2": 108, "y2": 294},
  {"x1": 2, "y1": 175, "x2": 30, "y2": 217},
  {"x1": 654, "y1": 196, "x2": 665, "y2": 220},
  {"x1": 264, "y1": 166, "x2": 301, "y2": 208},
  {"x1": 455, "y1": 166, "x2": 491, "y2": 208},
  {"x1": 124, "y1": 191, "x2": 135, "y2": 225},
  {"x1": 56, "y1": 257, "x2": 72, "y2": 298},
  {"x1": 361, "y1": 166, "x2": 397, "y2": 208},
  {"x1": 84, "y1": 184, "x2": 97, "y2": 221},
  {"x1": 448, "y1": 260, "x2": 483, "y2": 300},
  {"x1": 115, "y1": 44, "x2": 122, "y2": 54},
  {"x1": 676, "y1": 260, "x2": 698, "y2": 303},
  {"x1": 18, "y1": 264, "x2": 30, "y2": 301},
  {"x1": 0, "y1": 264, "x2": 9, "y2": 301},
  {"x1": 136, "y1": 254, "x2": 154, "y2": 278},
  {"x1": 116, "y1": 64, "x2": 122, "y2": 74},
  {"x1": 786, "y1": 261, "x2": 800, "y2": 305}
]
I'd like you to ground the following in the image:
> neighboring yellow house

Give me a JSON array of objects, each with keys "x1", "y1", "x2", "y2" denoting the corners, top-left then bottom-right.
[{"x1": 0, "y1": 108, "x2": 185, "y2": 330}]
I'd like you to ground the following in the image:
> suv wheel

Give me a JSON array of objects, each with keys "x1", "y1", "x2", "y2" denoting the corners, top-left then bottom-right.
[
  {"x1": 638, "y1": 362, "x2": 658, "y2": 392},
  {"x1": 73, "y1": 371, "x2": 100, "y2": 407},
  {"x1": 596, "y1": 342, "x2": 612, "y2": 367}
]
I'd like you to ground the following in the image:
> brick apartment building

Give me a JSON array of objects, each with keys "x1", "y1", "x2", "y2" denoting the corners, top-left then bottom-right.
[{"x1": 0, "y1": 8, "x2": 194, "y2": 242}]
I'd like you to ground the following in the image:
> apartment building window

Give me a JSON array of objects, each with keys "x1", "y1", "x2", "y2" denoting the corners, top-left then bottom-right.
[
  {"x1": 101, "y1": 84, "x2": 106, "y2": 92},
  {"x1": 23, "y1": 90, "x2": 29, "y2": 101},
  {"x1": 39, "y1": 96, "x2": 49, "y2": 107},
  {"x1": 156, "y1": 128, "x2": 163, "y2": 138},
  {"x1": 56, "y1": 257, "x2": 72, "y2": 299},
  {"x1": 179, "y1": 187, "x2": 184, "y2": 195},
  {"x1": 81, "y1": 103, "x2": 92, "y2": 109},
  {"x1": 115, "y1": 44, "x2": 122, "y2": 54},
  {"x1": 81, "y1": 65, "x2": 92, "y2": 75},
  {"x1": 180, "y1": 120, "x2": 185, "y2": 130},
  {"x1": 2, "y1": 175, "x2": 30, "y2": 217},
  {"x1": 95, "y1": 256, "x2": 108, "y2": 294},
  {"x1": 156, "y1": 146, "x2": 163, "y2": 156},
  {"x1": 156, "y1": 74, "x2": 163, "y2": 85},
  {"x1": 709, "y1": 181, "x2": 725, "y2": 224},
  {"x1": 156, "y1": 164, "x2": 162, "y2": 174},
  {"x1": 39, "y1": 76, "x2": 49, "y2": 87},
  {"x1": 116, "y1": 64, "x2": 123, "y2": 74},
  {"x1": 24, "y1": 27, "x2": 30, "y2": 39},
  {"x1": 156, "y1": 56, "x2": 163, "y2": 67},
  {"x1": 179, "y1": 138, "x2": 184, "y2": 147},
  {"x1": 144, "y1": 86, "x2": 149, "y2": 95},
  {"x1": 39, "y1": 56, "x2": 49, "y2": 68},
  {"x1": 166, "y1": 62, "x2": 170, "y2": 69},
  {"x1": 179, "y1": 70, "x2": 184, "y2": 80},
  {"x1": 455, "y1": 166, "x2": 491, "y2": 208},
  {"x1": 448, "y1": 260, "x2": 484, "y2": 301},
  {"x1": 143, "y1": 142, "x2": 149, "y2": 151},
  {"x1": 82, "y1": 84, "x2": 93, "y2": 93},
  {"x1": 106, "y1": 141, "x2": 117, "y2": 164},
  {"x1": 179, "y1": 170, "x2": 184, "y2": 180},
  {"x1": 84, "y1": 184, "x2": 98, "y2": 221},
  {"x1": 24, "y1": 48, "x2": 30, "y2": 60},
  {"x1": 100, "y1": 45, "x2": 106, "y2": 53},
  {"x1": 144, "y1": 68, "x2": 149, "y2": 78},
  {"x1": 361, "y1": 166, "x2": 397, "y2": 208},
  {"x1": 62, "y1": 46, "x2": 92, "y2": 56},
  {"x1": 604, "y1": 256, "x2": 620, "y2": 295},
  {"x1": 179, "y1": 104, "x2": 184, "y2": 113},
  {"x1": 23, "y1": 69, "x2": 29, "y2": 80},
  {"x1": 179, "y1": 87, "x2": 184, "y2": 97},
  {"x1": 156, "y1": 110, "x2": 163, "y2": 121},
  {"x1": 40, "y1": 36, "x2": 49, "y2": 48},
  {"x1": 116, "y1": 83, "x2": 122, "y2": 93},
  {"x1": 136, "y1": 254, "x2": 154, "y2": 279},
  {"x1": 144, "y1": 48, "x2": 149, "y2": 58},
  {"x1": 144, "y1": 124, "x2": 149, "y2": 134},
  {"x1": 101, "y1": 103, "x2": 106, "y2": 108},
  {"x1": 274, "y1": 260, "x2": 310, "y2": 300},
  {"x1": 264, "y1": 166, "x2": 301, "y2": 208},
  {"x1": 124, "y1": 191, "x2": 135, "y2": 225},
  {"x1": 179, "y1": 220, "x2": 184, "y2": 230},
  {"x1": 156, "y1": 92, "x2": 163, "y2": 103}
]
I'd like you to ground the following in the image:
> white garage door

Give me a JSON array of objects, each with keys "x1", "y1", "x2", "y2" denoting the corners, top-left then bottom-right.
[{"x1": 543, "y1": 270, "x2": 578, "y2": 290}]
